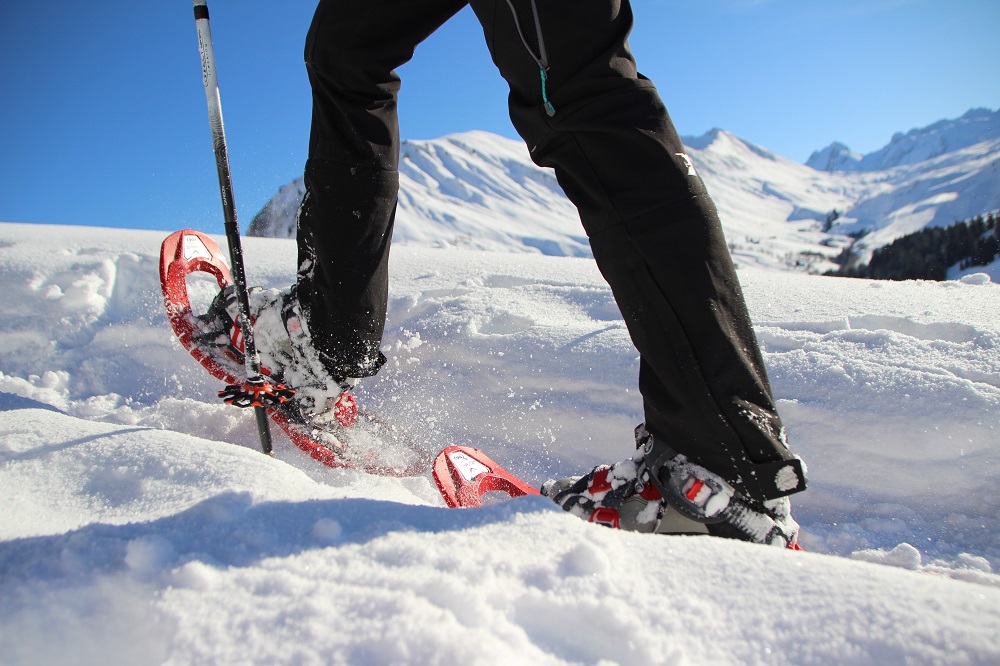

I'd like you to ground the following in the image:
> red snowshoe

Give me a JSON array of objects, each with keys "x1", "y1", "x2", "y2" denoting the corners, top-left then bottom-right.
[{"x1": 159, "y1": 229, "x2": 428, "y2": 476}]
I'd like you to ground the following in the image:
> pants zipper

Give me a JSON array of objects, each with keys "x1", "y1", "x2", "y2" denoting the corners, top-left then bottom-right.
[{"x1": 503, "y1": 0, "x2": 557, "y2": 116}]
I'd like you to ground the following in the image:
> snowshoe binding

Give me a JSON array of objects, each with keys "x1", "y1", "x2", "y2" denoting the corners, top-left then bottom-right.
[{"x1": 542, "y1": 425, "x2": 802, "y2": 548}]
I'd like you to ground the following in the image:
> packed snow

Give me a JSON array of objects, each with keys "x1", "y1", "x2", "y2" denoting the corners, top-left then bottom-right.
[{"x1": 1, "y1": 221, "x2": 999, "y2": 665}]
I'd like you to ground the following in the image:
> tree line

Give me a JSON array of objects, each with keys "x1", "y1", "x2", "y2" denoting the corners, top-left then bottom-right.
[{"x1": 827, "y1": 212, "x2": 999, "y2": 281}]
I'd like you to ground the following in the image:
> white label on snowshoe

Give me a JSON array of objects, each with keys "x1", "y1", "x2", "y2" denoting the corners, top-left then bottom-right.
[
  {"x1": 449, "y1": 451, "x2": 491, "y2": 481},
  {"x1": 182, "y1": 234, "x2": 212, "y2": 261}
]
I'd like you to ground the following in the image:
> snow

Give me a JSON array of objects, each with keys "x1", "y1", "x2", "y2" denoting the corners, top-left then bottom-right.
[
  {"x1": 1, "y1": 221, "x2": 999, "y2": 664},
  {"x1": 951, "y1": 262, "x2": 1000, "y2": 285},
  {"x1": 249, "y1": 131, "x2": 589, "y2": 258},
  {"x1": 248, "y1": 111, "x2": 1000, "y2": 275},
  {"x1": 807, "y1": 108, "x2": 1000, "y2": 173}
]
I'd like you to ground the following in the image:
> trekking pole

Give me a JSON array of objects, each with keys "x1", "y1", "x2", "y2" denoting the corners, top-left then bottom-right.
[{"x1": 192, "y1": 0, "x2": 291, "y2": 455}]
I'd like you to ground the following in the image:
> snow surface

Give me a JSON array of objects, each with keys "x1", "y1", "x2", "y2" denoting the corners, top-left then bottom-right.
[{"x1": 1, "y1": 222, "x2": 999, "y2": 665}]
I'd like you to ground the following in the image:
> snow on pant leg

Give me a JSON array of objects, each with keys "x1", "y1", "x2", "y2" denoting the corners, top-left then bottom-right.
[
  {"x1": 468, "y1": 0, "x2": 803, "y2": 504},
  {"x1": 298, "y1": 0, "x2": 468, "y2": 379}
]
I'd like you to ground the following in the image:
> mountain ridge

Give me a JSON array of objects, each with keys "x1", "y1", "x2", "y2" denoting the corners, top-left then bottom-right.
[
  {"x1": 807, "y1": 107, "x2": 1000, "y2": 172},
  {"x1": 249, "y1": 108, "x2": 1000, "y2": 273}
]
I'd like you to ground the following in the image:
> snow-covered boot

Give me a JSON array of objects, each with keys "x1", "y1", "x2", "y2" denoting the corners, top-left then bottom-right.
[
  {"x1": 195, "y1": 284, "x2": 356, "y2": 422},
  {"x1": 541, "y1": 425, "x2": 802, "y2": 547}
]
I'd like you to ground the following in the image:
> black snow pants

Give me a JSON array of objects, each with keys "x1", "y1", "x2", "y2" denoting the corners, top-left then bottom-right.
[{"x1": 298, "y1": 0, "x2": 805, "y2": 505}]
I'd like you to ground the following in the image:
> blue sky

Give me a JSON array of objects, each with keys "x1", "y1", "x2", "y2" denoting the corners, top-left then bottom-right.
[{"x1": 1, "y1": 0, "x2": 997, "y2": 234}]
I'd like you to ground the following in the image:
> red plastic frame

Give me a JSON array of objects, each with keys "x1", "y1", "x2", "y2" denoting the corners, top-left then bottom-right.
[{"x1": 433, "y1": 445, "x2": 539, "y2": 508}]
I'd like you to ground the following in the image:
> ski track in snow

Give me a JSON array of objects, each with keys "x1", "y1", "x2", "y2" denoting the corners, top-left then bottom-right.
[{"x1": 1, "y1": 222, "x2": 999, "y2": 665}]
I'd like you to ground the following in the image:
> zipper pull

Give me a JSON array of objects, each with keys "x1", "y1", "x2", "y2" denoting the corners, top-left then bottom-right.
[{"x1": 540, "y1": 68, "x2": 556, "y2": 117}]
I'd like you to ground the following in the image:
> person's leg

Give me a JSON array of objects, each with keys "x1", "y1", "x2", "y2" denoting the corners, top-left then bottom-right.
[
  {"x1": 468, "y1": 0, "x2": 805, "y2": 509},
  {"x1": 298, "y1": 0, "x2": 467, "y2": 380}
]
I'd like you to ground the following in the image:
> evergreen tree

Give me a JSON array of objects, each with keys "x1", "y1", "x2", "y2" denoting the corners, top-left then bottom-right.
[{"x1": 826, "y1": 210, "x2": 999, "y2": 281}]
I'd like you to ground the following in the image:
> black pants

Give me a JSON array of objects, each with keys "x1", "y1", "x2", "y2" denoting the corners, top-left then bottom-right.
[{"x1": 298, "y1": 0, "x2": 803, "y2": 504}]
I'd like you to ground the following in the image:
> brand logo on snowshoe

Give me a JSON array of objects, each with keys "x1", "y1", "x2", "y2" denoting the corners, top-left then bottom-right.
[
  {"x1": 448, "y1": 450, "x2": 492, "y2": 482},
  {"x1": 181, "y1": 234, "x2": 213, "y2": 261}
]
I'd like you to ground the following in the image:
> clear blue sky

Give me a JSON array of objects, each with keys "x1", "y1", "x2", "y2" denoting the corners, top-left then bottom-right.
[{"x1": 1, "y1": 0, "x2": 997, "y2": 234}]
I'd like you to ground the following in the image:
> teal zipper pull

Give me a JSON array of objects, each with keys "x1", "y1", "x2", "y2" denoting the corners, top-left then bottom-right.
[{"x1": 540, "y1": 68, "x2": 556, "y2": 117}]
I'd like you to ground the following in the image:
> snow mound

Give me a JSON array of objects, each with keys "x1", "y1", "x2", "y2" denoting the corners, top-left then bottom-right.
[{"x1": 3, "y1": 408, "x2": 999, "y2": 664}]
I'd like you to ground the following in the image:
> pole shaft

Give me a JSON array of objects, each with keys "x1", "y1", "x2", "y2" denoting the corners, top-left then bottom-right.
[{"x1": 193, "y1": 0, "x2": 273, "y2": 455}]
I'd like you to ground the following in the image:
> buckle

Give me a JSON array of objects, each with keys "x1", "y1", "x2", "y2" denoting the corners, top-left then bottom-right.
[
  {"x1": 661, "y1": 456, "x2": 735, "y2": 523},
  {"x1": 589, "y1": 507, "x2": 621, "y2": 528}
]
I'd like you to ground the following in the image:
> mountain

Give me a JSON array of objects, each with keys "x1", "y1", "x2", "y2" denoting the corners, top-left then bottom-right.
[
  {"x1": 807, "y1": 107, "x2": 1000, "y2": 172},
  {"x1": 249, "y1": 109, "x2": 1000, "y2": 273},
  {"x1": 679, "y1": 128, "x2": 859, "y2": 272},
  {"x1": 804, "y1": 141, "x2": 863, "y2": 173},
  {"x1": 835, "y1": 136, "x2": 1000, "y2": 256},
  {"x1": 249, "y1": 131, "x2": 588, "y2": 258}
]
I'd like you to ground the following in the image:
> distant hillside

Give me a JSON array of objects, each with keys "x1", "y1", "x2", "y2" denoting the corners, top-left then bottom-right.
[
  {"x1": 829, "y1": 212, "x2": 999, "y2": 281},
  {"x1": 249, "y1": 132, "x2": 587, "y2": 257},
  {"x1": 249, "y1": 109, "x2": 1000, "y2": 275},
  {"x1": 807, "y1": 108, "x2": 1000, "y2": 172}
]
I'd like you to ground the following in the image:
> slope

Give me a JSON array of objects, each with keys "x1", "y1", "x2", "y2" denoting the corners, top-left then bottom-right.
[
  {"x1": 248, "y1": 109, "x2": 1000, "y2": 273},
  {"x1": 1, "y1": 221, "x2": 999, "y2": 663}
]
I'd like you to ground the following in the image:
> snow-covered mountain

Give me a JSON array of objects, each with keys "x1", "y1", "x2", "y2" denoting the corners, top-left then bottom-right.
[
  {"x1": 834, "y1": 136, "x2": 1000, "y2": 255},
  {"x1": 1, "y1": 222, "x2": 999, "y2": 663},
  {"x1": 250, "y1": 132, "x2": 588, "y2": 257},
  {"x1": 249, "y1": 109, "x2": 1000, "y2": 273},
  {"x1": 807, "y1": 107, "x2": 1000, "y2": 172}
]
